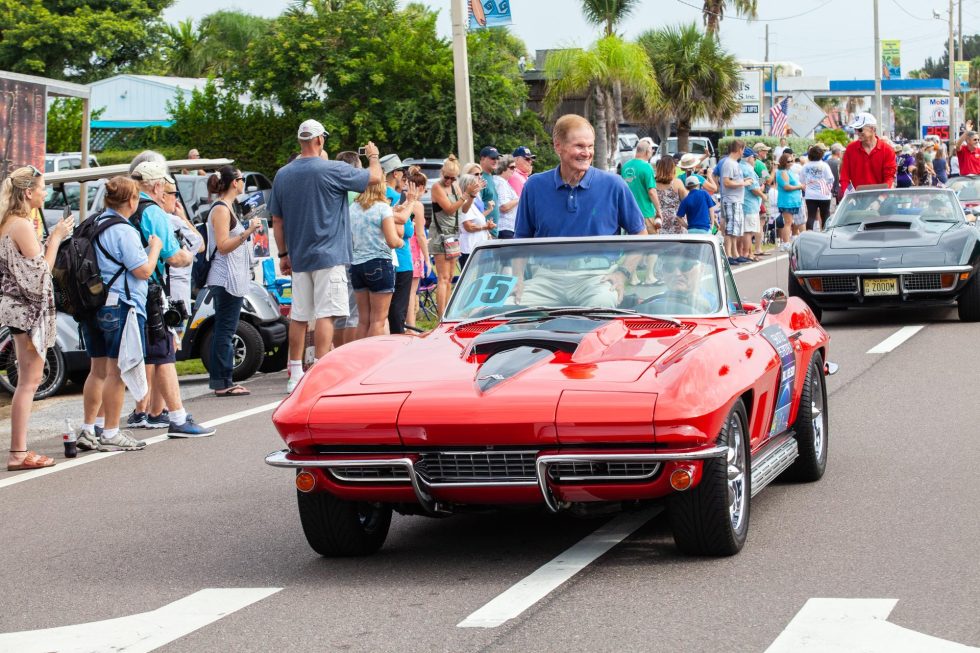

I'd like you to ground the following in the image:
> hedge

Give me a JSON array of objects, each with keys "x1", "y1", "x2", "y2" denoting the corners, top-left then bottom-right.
[
  {"x1": 96, "y1": 147, "x2": 189, "y2": 167},
  {"x1": 719, "y1": 131, "x2": 849, "y2": 159}
]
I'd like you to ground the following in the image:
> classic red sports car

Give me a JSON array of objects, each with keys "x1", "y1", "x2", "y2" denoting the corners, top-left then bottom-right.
[{"x1": 268, "y1": 236, "x2": 834, "y2": 557}]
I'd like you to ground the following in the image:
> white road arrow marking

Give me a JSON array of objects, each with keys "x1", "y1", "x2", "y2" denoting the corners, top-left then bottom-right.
[
  {"x1": 765, "y1": 598, "x2": 979, "y2": 652},
  {"x1": 0, "y1": 587, "x2": 281, "y2": 653}
]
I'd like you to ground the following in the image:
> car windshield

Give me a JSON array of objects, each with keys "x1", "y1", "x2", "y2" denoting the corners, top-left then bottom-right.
[
  {"x1": 444, "y1": 239, "x2": 723, "y2": 321},
  {"x1": 44, "y1": 183, "x2": 98, "y2": 211},
  {"x1": 950, "y1": 177, "x2": 980, "y2": 201},
  {"x1": 827, "y1": 189, "x2": 964, "y2": 227}
]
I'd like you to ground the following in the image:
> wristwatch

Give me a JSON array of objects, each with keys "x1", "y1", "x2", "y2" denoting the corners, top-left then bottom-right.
[{"x1": 278, "y1": 252, "x2": 289, "y2": 258}]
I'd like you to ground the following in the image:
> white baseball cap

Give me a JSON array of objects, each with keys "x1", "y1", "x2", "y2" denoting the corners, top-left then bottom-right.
[
  {"x1": 848, "y1": 112, "x2": 878, "y2": 130},
  {"x1": 297, "y1": 119, "x2": 327, "y2": 141},
  {"x1": 131, "y1": 160, "x2": 175, "y2": 184}
]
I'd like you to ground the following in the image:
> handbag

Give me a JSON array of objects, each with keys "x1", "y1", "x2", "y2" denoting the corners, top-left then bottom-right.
[{"x1": 438, "y1": 185, "x2": 462, "y2": 259}]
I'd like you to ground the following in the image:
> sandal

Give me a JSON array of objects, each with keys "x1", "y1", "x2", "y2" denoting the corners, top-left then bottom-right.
[
  {"x1": 215, "y1": 385, "x2": 250, "y2": 397},
  {"x1": 7, "y1": 450, "x2": 56, "y2": 471}
]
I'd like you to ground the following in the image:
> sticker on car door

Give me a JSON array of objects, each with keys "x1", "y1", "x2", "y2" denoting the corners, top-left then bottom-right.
[{"x1": 760, "y1": 325, "x2": 797, "y2": 435}]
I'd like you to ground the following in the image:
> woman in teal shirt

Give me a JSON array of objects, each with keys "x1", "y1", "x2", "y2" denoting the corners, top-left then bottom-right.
[{"x1": 776, "y1": 152, "x2": 804, "y2": 250}]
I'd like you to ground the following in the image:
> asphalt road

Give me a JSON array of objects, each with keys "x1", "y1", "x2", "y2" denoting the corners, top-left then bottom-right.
[{"x1": 2, "y1": 253, "x2": 979, "y2": 652}]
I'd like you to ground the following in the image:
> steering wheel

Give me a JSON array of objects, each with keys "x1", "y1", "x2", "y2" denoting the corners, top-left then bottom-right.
[{"x1": 636, "y1": 290, "x2": 709, "y2": 315}]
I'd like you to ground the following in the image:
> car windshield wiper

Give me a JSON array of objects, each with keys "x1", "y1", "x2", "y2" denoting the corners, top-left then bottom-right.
[{"x1": 453, "y1": 306, "x2": 682, "y2": 331}]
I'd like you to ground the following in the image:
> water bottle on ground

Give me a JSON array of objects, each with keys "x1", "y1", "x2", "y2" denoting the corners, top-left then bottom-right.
[{"x1": 63, "y1": 418, "x2": 77, "y2": 458}]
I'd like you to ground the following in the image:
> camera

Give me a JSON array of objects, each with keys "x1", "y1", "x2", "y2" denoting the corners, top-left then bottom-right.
[{"x1": 163, "y1": 299, "x2": 190, "y2": 328}]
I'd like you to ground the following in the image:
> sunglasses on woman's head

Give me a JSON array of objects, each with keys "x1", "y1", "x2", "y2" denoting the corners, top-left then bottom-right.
[{"x1": 27, "y1": 165, "x2": 41, "y2": 177}]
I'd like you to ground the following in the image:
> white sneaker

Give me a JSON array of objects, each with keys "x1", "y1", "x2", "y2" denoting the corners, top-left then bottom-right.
[
  {"x1": 286, "y1": 374, "x2": 303, "y2": 394},
  {"x1": 98, "y1": 430, "x2": 147, "y2": 452}
]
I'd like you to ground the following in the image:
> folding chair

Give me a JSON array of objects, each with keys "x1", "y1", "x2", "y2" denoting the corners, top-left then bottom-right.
[{"x1": 417, "y1": 260, "x2": 438, "y2": 320}]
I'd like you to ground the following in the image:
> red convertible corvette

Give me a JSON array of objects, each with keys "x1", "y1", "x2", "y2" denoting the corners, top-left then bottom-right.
[{"x1": 268, "y1": 236, "x2": 834, "y2": 557}]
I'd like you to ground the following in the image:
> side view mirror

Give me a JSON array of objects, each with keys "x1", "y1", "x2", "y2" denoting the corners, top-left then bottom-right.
[
  {"x1": 246, "y1": 185, "x2": 258, "y2": 193},
  {"x1": 757, "y1": 287, "x2": 788, "y2": 329}
]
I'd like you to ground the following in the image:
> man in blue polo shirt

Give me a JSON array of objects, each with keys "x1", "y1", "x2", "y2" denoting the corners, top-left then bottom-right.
[{"x1": 513, "y1": 114, "x2": 646, "y2": 306}]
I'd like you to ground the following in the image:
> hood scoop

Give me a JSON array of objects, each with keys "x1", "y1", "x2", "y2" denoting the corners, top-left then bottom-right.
[
  {"x1": 467, "y1": 316, "x2": 609, "y2": 357},
  {"x1": 475, "y1": 346, "x2": 554, "y2": 393},
  {"x1": 861, "y1": 218, "x2": 913, "y2": 231}
]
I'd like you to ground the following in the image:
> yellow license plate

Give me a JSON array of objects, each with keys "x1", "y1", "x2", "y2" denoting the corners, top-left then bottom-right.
[{"x1": 863, "y1": 278, "x2": 898, "y2": 296}]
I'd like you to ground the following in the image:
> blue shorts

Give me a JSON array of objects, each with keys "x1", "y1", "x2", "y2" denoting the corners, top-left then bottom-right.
[
  {"x1": 350, "y1": 258, "x2": 395, "y2": 294},
  {"x1": 778, "y1": 206, "x2": 801, "y2": 215},
  {"x1": 79, "y1": 304, "x2": 146, "y2": 360}
]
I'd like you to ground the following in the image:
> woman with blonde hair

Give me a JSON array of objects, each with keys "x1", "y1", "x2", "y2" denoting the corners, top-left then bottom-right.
[
  {"x1": 349, "y1": 179, "x2": 404, "y2": 338},
  {"x1": 429, "y1": 154, "x2": 480, "y2": 318},
  {"x1": 0, "y1": 166, "x2": 73, "y2": 469}
]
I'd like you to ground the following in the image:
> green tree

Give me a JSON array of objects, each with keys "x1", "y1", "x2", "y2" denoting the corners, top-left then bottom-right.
[
  {"x1": 162, "y1": 19, "x2": 207, "y2": 77},
  {"x1": 199, "y1": 10, "x2": 272, "y2": 77},
  {"x1": 0, "y1": 0, "x2": 172, "y2": 82},
  {"x1": 544, "y1": 36, "x2": 659, "y2": 170},
  {"x1": 922, "y1": 35, "x2": 980, "y2": 78},
  {"x1": 580, "y1": 0, "x2": 641, "y2": 124},
  {"x1": 637, "y1": 23, "x2": 741, "y2": 152},
  {"x1": 45, "y1": 99, "x2": 105, "y2": 153},
  {"x1": 702, "y1": 0, "x2": 757, "y2": 36}
]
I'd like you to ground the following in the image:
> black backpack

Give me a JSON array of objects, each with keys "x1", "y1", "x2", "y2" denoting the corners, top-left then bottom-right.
[
  {"x1": 192, "y1": 200, "x2": 234, "y2": 293},
  {"x1": 52, "y1": 212, "x2": 137, "y2": 319}
]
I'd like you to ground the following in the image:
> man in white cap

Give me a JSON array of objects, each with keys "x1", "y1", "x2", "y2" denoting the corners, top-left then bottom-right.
[
  {"x1": 839, "y1": 112, "x2": 896, "y2": 198},
  {"x1": 953, "y1": 119, "x2": 980, "y2": 176},
  {"x1": 268, "y1": 119, "x2": 383, "y2": 393}
]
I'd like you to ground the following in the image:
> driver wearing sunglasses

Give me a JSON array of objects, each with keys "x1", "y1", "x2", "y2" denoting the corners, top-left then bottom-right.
[{"x1": 636, "y1": 246, "x2": 718, "y2": 315}]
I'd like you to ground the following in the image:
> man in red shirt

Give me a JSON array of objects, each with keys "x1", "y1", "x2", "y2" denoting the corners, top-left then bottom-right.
[
  {"x1": 838, "y1": 113, "x2": 897, "y2": 199},
  {"x1": 954, "y1": 122, "x2": 980, "y2": 175}
]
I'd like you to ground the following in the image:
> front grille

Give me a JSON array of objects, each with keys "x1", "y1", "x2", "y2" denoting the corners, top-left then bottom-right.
[
  {"x1": 902, "y1": 272, "x2": 946, "y2": 291},
  {"x1": 813, "y1": 276, "x2": 858, "y2": 293},
  {"x1": 329, "y1": 465, "x2": 410, "y2": 482},
  {"x1": 549, "y1": 461, "x2": 660, "y2": 481},
  {"x1": 415, "y1": 451, "x2": 537, "y2": 484}
]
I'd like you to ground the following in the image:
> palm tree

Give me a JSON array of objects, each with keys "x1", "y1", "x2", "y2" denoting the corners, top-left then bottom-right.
[
  {"x1": 163, "y1": 19, "x2": 207, "y2": 77},
  {"x1": 637, "y1": 23, "x2": 741, "y2": 153},
  {"x1": 580, "y1": 0, "x2": 641, "y2": 124},
  {"x1": 702, "y1": 0, "x2": 758, "y2": 36},
  {"x1": 544, "y1": 36, "x2": 659, "y2": 170},
  {"x1": 200, "y1": 10, "x2": 272, "y2": 76}
]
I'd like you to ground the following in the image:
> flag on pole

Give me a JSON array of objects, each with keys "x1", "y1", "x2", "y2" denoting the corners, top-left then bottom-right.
[{"x1": 770, "y1": 97, "x2": 790, "y2": 136}]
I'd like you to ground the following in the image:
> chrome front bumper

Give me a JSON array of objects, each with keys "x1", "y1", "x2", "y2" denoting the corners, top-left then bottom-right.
[{"x1": 265, "y1": 448, "x2": 728, "y2": 514}]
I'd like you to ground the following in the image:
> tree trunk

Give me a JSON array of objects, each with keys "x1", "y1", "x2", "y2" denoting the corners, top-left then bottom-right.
[
  {"x1": 677, "y1": 119, "x2": 691, "y2": 154},
  {"x1": 607, "y1": 88, "x2": 620, "y2": 170},
  {"x1": 593, "y1": 84, "x2": 609, "y2": 171},
  {"x1": 704, "y1": 1, "x2": 720, "y2": 36},
  {"x1": 613, "y1": 80, "x2": 624, "y2": 124}
]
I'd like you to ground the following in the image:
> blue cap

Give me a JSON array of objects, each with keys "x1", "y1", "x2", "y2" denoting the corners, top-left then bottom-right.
[
  {"x1": 512, "y1": 146, "x2": 535, "y2": 159},
  {"x1": 479, "y1": 146, "x2": 500, "y2": 159},
  {"x1": 742, "y1": 147, "x2": 756, "y2": 158}
]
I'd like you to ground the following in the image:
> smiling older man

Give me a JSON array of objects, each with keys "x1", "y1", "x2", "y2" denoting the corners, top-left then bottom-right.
[{"x1": 515, "y1": 114, "x2": 645, "y2": 239}]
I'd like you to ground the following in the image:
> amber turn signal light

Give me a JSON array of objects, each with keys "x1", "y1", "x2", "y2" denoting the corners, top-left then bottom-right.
[
  {"x1": 670, "y1": 468, "x2": 694, "y2": 491},
  {"x1": 296, "y1": 471, "x2": 316, "y2": 493},
  {"x1": 941, "y1": 273, "x2": 956, "y2": 287},
  {"x1": 806, "y1": 277, "x2": 823, "y2": 293}
]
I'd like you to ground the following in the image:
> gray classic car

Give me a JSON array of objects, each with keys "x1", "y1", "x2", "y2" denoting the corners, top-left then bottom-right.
[{"x1": 789, "y1": 187, "x2": 980, "y2": 321}]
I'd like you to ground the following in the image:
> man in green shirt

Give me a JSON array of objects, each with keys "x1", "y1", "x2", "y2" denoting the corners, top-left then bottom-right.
[{"x1": 620, "y1": 140, "x2": 662, "y2": 233}]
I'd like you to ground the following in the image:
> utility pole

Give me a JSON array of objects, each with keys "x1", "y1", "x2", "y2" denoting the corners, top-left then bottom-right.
[
  {"x1": 450, "y1": 0, "x2": 475, "y2": 165},
  {"x1": 949, "y1": 0, "x2": 957, "y2": 149},
  {"x1": 873, "y1": 0, "x2": 882, "y2": 121},
  {"x1": 764, "y1": 24, "x2": 769, "y2": 62},
  {"x1": 958, "y1": 0, "x2": 963, "y2": 61}
]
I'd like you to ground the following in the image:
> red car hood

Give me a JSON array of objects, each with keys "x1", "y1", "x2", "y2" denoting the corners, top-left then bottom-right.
[{"x1": 354, "y1": 318, "x2": 711, "y2": 447}]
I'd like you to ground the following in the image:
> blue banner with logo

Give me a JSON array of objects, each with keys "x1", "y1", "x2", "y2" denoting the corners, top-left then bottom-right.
[{"x1": 469, "y1": 0, "x2": 512, "y2": 29}]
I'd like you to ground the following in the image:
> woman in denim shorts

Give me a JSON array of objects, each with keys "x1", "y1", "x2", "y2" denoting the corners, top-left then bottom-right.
[{"x1": 349, "y1": 180, "x2": 404, "y2": 338}]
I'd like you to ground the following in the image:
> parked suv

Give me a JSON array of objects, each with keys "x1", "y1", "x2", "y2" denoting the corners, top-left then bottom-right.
[
  {"x1": 655, "y1": 137, "x2": 717, "y2": 170},
  {"x1": 44, "y1": 152, "x2": 98, "y2": 173}
]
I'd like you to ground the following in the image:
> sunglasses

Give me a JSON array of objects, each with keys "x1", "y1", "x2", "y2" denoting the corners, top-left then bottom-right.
[
  {"x1": 444, "y1": 175, "x2": 457, "y2": 182},
  {"x1": 507, "y1": 165, "x2": 517, "y2": 170},
  {"x1": 164, "y1": 190, "x2": 179, "y2": 196},
  {"x1": 27, "y1": 164, "x2": 41, "y2": 177},
  {"x1": 662, "y1": 259, "x2": 698, "y2": 273}
]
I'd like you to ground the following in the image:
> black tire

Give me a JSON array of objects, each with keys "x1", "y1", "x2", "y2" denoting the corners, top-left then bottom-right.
[
  {"x1": 957, "y1": 274, "x2": 980, "y2": 321},
  {"x1": 788, "y1": 271, "x2": 822, "y2": 321},
  {"x1": 297, "y1": 490, "x2": 392, "y2": 556},
  {"x1": 199, "y1": 320, "x2": 264, "y2": 382},
  {"x1": 669, "y1": 400, "x2": 750, "y2": 556},
  {"x1": 259, "y1": 343, "x2": 288, "y2": 374},
  {"x1": 0, "y1": 332, "x2": 67, "y2": 400},
  {"x1": 784, "y1": 352, "x2": 828, "y2": 482},
  {"x1": 68, "y1": 371, "x2": 89, "y2": 387}
]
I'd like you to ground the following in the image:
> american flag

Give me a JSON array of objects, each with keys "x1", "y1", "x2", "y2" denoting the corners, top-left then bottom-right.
[{"x1": 770, "y1": 97, "x2": 790, "y2": 136}]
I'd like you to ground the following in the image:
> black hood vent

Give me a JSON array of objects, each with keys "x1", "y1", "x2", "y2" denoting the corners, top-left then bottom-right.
[
  {"x1": 475, "y1": 346, "x2": 553, "y2": 393},
  {"x1": 468, "y1": 316, "x2": 608, "y2": 357}
]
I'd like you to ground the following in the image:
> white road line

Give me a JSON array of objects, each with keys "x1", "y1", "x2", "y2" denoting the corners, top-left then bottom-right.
[
  {"x1": 0, "y1": 587, "x2": 281, "y2": 653},
  {"x1": 457, "y1": 506, "x2": 661, "y2": 628},
  {"x1": 733, "y1": 253, "x2": 787, "y2": 275},
  {"x1": 867, "y1": 325, "x2": 925, "y2": 354},
  {"x1": 0, "y1": 400, "x2": 281, "y2": 491}
]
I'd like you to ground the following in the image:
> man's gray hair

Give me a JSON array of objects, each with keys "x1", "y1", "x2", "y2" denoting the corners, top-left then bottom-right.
[
  {"x1": 129, "y1": 150, "x2": 166, "y2": 174},
  {"x1": 495, "y1": 154, "x2": 514, "y2": 175},
  {"x1": 830, "y1": 143, "x2": 844, "y2": 153},
  {"x1": 636, "y1": 140, "x2": 653, "y2": 155}
]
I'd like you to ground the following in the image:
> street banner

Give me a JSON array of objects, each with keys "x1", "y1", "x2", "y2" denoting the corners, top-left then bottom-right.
[
  {"x1": 468, "y1": 0, "x2": 512, "y2": 29},
  {"x1": 0, "y1": 77, "x2": 46, "y2": 183},
  {"x1": 955, "y1": 60, "x2": 970, "y2": 89},
  {"x1": 881, "y1": 40, "x2": 901, "y2": 79}
]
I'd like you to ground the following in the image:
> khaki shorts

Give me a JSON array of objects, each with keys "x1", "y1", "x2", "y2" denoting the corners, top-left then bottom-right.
[
  {"x1": 291, "y1": 265, "x2": 349, "y2": 322},
  {"x1": 743, "y1": 212, "x2": 761, "y2": 233}
]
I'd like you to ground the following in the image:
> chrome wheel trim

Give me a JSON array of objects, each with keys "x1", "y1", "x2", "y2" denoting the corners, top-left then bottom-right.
[
  {"x1": 726, "y1": 413, "x2": 747, "y2": 532},
  {"x1": 232, "y1": 334, "x2": 247, "y2": 368},
  {"x1": 811, "y1": 370, "x2": 825, "y2": 462}
]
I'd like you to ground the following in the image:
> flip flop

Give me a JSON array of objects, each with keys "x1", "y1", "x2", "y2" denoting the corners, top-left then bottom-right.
[
  {"x1": 7, "y1": 451, "x2": 56, "y2": 471},
  {"x1": 215, "y1": 385, "x2": 250, "y2": 397}
]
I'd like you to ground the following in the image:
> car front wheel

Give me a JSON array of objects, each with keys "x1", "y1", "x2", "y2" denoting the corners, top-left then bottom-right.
[
  {"x1": 297, "y1": 489, "x2": 392, "y2": 557},
  {"x1": 669, "y1": 399, "x2": 750, "y2": 556},
  {"x1": 783, "y1": 352, "x2": 828, "y2": 482},
  {"x1": 200, "y1": 321, "x2": 265, "y2": 382},
  {"x1": 0, "y1": 330, "x2": 67, "y2": 400},
  {"x1": 957, "y1": 273, "x2": 980, "y2": 322}
]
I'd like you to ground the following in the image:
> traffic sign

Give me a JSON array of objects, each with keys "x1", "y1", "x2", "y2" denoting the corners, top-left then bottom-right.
[{"x1": 787, "y1": 92, "x2": 825, "y2": 137}]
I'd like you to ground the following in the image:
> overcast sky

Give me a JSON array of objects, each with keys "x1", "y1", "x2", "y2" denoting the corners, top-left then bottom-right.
[{"x1": 164, "y1": 0, "x2": 974, "y2": 80}]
